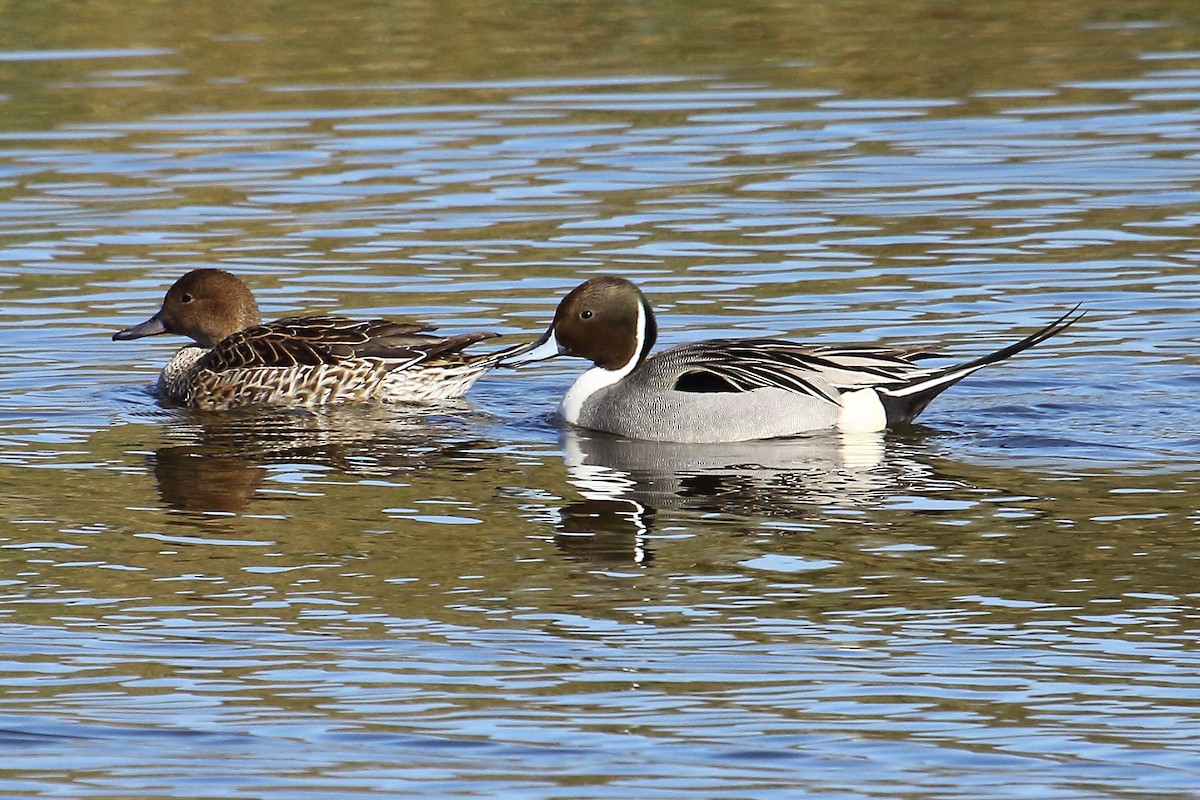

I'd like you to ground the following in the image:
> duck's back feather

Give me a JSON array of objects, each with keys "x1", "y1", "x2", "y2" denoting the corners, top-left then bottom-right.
[
  {"x1": 648, "y1": 338, "x2": 937, "y2": 404},
  {"x1": 199, "y1": 316, "x2": 497, "y2": 372}
]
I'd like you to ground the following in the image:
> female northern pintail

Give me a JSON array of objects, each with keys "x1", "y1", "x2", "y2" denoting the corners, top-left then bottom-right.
[
  {"x1": 113, "y1": 268, "x2": 508, "y2": 411},
  {"x1": 501, "y1": 276, "x2": 1083, "y2": 443}
]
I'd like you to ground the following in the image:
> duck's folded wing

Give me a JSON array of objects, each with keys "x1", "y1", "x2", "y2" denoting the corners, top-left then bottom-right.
[
  {"x1": 778, "y1": 344, "x2": 941, "y2": 390},
  {"x1": 662, "y1": 306, "x2": 1081, "y2": 420},
  {"x1": 663, "y1": 340, "x2": 832, "y2": 402},
  {"x1": 664, "y1": 339, "x2": 949, "y2": 401},
  {"x1": 200, "y1": 316, "x2": 496, "y2": 371}
]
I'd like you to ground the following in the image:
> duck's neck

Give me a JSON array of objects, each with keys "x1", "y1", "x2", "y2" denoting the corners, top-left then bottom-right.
[
  {"x1": 561, "y1": 300, "x2": 649, "y2": 424},
  {"x1": 157, "y1": 345, "x2": 209, "y2": 403}
]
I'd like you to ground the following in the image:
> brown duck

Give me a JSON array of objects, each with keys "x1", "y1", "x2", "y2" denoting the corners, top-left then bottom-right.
[{"x1": 113, "y1": 269, "x2": 507, "y2": 410}]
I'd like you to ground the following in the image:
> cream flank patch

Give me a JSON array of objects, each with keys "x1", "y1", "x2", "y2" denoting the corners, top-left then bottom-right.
[{"x1": 837, "y1": 387, "x2": 887, "y2": 433}]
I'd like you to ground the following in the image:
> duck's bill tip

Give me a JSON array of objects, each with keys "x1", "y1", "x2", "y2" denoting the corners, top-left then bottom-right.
[
  {"x1": 495, "y1": 329, "x2": 562, "y2": 368},
  {"x1": 113, "y1": 314, "x2": 166, "y2": 341}
]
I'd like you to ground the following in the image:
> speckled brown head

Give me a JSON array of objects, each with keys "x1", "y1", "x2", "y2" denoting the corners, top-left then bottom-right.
[
  {"x1": 113, "y1": 269, "x2": 263, "y2": 349},
  {"x1": 502, "y1": 276, "x2": 658, "y2": 371}
]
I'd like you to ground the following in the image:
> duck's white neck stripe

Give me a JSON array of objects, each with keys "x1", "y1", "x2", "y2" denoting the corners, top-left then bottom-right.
[{"x1": 561, "y1": 298, "x2": 647, "y2": 424}]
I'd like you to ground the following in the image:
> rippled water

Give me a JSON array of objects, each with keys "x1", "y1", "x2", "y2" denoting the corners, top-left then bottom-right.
[{"x1": 2, "y1": 1, "x2": 1200, "y2": 798}]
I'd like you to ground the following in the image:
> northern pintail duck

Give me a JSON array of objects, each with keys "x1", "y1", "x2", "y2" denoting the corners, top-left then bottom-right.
[
  {"x1": 502, "y1": 276, "x2": 1082, "y2": 443},
  {"x1": 113, "y1": 269, "x2": 507, "y2": 410}
]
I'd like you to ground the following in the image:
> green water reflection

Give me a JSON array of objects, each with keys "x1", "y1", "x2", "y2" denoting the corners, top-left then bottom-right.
[
  {"x1": 2, "y1": 405, "x2": 1197, "y2": 640},
  {"x1": 2, "y1": 0, "x2": 1199, "y2": 126}
]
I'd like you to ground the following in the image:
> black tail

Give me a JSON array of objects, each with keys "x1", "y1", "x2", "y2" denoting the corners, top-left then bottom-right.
[{"x1": 877, "y1": 304, "x2": 1084, "y2": 425}]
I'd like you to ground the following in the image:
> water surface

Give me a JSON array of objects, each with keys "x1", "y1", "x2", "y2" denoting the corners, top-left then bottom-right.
[{"x1": 1, "y1": 1, "x2": 1199, "y2": 798}]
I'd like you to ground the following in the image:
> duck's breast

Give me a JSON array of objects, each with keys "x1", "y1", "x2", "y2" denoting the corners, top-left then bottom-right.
[{"x1": 575, "y1": 372, "x2": 841, "y2": 443}]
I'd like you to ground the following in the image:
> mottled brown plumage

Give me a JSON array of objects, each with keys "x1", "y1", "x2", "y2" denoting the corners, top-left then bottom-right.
[{"x1": 114, "y1": 269, "x2": 507, "y2": 410}]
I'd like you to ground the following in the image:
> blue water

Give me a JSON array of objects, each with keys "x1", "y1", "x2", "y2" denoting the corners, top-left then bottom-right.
[{"x1": 1, "y1": 4, "x2": 1200, "y2": 798}]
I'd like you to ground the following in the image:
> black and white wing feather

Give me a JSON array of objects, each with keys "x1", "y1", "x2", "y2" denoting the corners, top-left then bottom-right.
[{"x1": 661, "y1": 305, "x2": 1083, "y2": 425}]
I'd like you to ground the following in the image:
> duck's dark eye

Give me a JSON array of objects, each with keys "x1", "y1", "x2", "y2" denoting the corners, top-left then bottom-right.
[
  {"x1": 580, "y1": 310, "x2": 593, "y2": 320},
  {"x1": 180, "y1": 293, "x2": 194, "y2": 304}
]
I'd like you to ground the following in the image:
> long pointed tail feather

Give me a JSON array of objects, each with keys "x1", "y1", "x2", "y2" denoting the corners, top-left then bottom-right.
[{"x1": 877, "y1": 304, "x2": 1084, "y2": 425}]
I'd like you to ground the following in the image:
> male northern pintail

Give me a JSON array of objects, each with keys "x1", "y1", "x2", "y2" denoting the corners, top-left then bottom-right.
[
  {"x1": 113, "y1": 268, "x2": 508, "y2": 410},
  {"x1": 501, "y1": 276, "x2": 1083, "y2": 443}
]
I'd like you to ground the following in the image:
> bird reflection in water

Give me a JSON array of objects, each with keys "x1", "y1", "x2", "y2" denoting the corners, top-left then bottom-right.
[
  {"x1": 553, "y1": 496, "x2": 655, "y2": 565},
  {"x1": 152, "y1": 444, "x2": 266, "y2": 514},
  {"x1": 149, "y1": 403, "x2": 487, "y2": 515},
  {"x1": 552, "y1": 427, "x2": 909, "y2": 563}
]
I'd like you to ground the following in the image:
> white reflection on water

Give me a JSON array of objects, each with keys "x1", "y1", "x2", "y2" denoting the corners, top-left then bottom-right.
[{"x1": 562, "y1": 428, "x2": 889, "y2": 507}]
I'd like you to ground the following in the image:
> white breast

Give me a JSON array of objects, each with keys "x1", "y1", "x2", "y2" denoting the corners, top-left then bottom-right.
[{"x1": 562, "y1": 366, "x2": 623, "y2": 424}]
